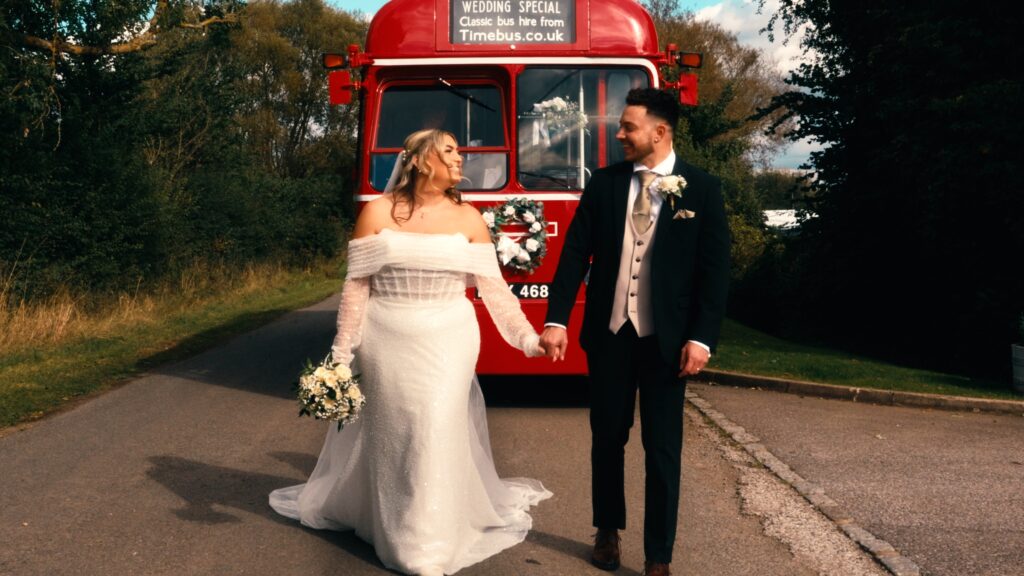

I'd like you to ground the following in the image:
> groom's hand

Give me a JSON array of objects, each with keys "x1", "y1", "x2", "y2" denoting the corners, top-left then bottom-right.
[
  {"x1": 539, "y1": 326, "x2": 568, "y2": 362},
  {"x1": 679, "y1": 341, "x2": 710, "y2": 378}
]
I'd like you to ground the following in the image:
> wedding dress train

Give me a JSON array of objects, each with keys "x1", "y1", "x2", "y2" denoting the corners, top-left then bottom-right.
[{"x1": 270, "y1": 229, "x2": 552, "y2": 575}]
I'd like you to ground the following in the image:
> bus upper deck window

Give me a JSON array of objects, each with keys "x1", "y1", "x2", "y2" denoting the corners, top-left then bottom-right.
[
  {"x1": 371, "y1": 83, "x2": 508, "y2": 192},
  {"x1": 517, "y1": 68, "x2": 649, "y2": 190}
]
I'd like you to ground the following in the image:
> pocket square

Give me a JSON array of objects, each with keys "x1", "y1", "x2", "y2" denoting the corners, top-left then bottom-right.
[{"x1": 673, "y1": 209, "x2": 696, "y2": 220}]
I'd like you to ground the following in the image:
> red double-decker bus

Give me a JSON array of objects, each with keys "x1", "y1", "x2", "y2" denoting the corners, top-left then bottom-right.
[{"x1": 325, "y1": 0, "x2": 700, "y2": 374}]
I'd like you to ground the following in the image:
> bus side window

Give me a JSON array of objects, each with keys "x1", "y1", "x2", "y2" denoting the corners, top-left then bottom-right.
[
  {"x1": 461, "y1": 145, "x2": 508, "y2": 191},
  {"x1": 370, "y1": 154, "x2": 399, "y2": 191},
  {"x1": 605, "y1": 72, "x2": 633, "y2": 166}
]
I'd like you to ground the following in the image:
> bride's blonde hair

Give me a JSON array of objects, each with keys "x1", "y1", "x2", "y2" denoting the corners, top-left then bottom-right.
[{"x1": 389, "y1": 128, "x2": 463, "y2": 222}]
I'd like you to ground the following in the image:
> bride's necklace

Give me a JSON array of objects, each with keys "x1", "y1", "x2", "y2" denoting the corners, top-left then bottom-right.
[{"x1": 415, "y1": 195, "x2": 447, "y2": 219}]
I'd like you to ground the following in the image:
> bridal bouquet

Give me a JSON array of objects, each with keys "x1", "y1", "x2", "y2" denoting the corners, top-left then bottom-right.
[{"x1": 296, "y1": 356, "x2": 365, "y2": 430}]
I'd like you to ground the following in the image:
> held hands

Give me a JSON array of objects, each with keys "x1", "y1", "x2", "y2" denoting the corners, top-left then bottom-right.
[
  {"x1": 679, "y1": 341, "x2": 710, "y2": 378},
  {"x1": 539, "y1": 326, "x2": 568, "y2": 362}
]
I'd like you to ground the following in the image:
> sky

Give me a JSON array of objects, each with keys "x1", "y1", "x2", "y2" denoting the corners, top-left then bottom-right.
[{"x1": 325, "y1": 0, "x2": 818, "y2": 169}]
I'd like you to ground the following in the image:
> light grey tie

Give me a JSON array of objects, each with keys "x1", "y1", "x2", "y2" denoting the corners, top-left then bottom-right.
[{"x1": 632, "y1": 171, "x2": 657, "y2": 234}]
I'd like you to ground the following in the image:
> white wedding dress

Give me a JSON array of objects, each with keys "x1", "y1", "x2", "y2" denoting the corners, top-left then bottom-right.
[{"x1": 270, "y1": 228, "x2": 552, "y2": 576}]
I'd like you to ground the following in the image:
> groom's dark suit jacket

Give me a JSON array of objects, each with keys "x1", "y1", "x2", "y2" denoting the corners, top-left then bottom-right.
[{"x1": 546, "y1": 157, "x2": 730, "y2": 365}]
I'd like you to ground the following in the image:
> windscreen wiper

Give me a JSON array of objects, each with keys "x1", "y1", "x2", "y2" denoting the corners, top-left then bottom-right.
[
  {"x1": 518, "y1": 170, "x2": 572, "y2": 188},
  {"x1": 438, "y1": 78, "x2": 496, "y2": 112}
]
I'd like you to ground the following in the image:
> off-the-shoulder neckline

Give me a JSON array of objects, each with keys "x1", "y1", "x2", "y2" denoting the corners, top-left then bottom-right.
[{"x1": 351, "y1": 228, "x2": 491, "y2": 245}]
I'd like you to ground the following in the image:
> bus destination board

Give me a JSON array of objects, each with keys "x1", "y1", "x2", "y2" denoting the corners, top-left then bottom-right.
[{"x1": 451, "y1": 0, "x2": 576, "y2": 44}]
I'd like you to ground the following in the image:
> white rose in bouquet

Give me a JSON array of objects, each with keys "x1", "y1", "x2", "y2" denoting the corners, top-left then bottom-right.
[
  {"x1": 347, "y1": 385, "x2": 363, "y2": 403},
  {"x1": 333, "y1": 364, "x2": 352, "y2": 381}
]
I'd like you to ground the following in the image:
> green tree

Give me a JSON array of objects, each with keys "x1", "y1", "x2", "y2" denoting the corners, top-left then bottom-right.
[
  {"x1": 644, "y1": 0, "x2": 794, "y2": 279},
  {"x1": 757, "y1": 0, "x2": 1024, "y2": 377},
  {"x1": 1, "y1": 0, "x2": 367, "y2": 300},
  {"x1": 230, "y1": 0, "x2": 362, "y2": 179}
]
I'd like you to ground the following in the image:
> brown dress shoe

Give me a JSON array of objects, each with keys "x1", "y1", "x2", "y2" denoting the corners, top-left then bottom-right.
[
  {"x1": 590, "y1": 528, "x2": 621, "y2": 571},
  {"x1": 642, "y1": 561, "x2": 671, "y2": 576}
]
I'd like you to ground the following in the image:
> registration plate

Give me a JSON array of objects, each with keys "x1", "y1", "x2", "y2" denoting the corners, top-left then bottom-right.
[{"x1": 476, "y1": 283, "x2": 550, "y2": 300}]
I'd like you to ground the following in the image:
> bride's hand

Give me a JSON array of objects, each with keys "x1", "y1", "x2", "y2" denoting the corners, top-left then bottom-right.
[{"x1": 524, "y1": 333, "x2": 545, "y2": 358}]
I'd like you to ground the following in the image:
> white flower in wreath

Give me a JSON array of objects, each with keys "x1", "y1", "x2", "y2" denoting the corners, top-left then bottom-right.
[
  {"x1": 482, "y1": 211, "x2": 495, "y2": 228},
  {"x1": 522, "y1": 211, "x2": 536, "y2": 223},
  {"x1": 496, "y1": 234, "x2": 520, "y2": 265},
  {"x1": 515, "y1": 249, "x2": 531, "y2": 263},
  {"x1": 504, "y1": 206, "x2": 516, "y2": 216},
  {"x1": 525, "y1": 238, "x2": 540, "y2": 253},
  {"x1": 530, "y1": 221, "x2": 542, "y2": 233}
]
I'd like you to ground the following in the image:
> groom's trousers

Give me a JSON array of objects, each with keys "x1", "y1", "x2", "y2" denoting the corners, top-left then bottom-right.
[{"x1": 586, "y1": 320, "x2": 686, "y2": 565}]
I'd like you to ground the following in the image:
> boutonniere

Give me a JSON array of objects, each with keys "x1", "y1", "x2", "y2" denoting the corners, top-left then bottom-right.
[{"x1": 653, "y1": 174, "x2": 687, "y2": 210}]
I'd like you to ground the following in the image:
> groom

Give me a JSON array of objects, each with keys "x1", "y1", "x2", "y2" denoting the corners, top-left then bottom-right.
[{"x1": 540, "y1": 88, "x2": 730, "y2": 576}]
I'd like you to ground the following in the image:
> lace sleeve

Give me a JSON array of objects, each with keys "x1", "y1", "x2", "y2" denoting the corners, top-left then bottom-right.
[
  {"x1": 330, "y1": 276, "x2": 370, "y2": 366},
  {"x1": 475, "y1": 275, "x2": 543, "y2": 357}
]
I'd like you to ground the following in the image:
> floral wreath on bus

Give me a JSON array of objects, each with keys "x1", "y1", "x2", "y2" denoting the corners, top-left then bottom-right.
[{"x1": 481, "y1": 198, "x2": 548, "y2": 274}]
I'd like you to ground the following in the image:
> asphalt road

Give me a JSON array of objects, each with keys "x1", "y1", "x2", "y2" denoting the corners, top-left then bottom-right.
[
  {"x1": 691, "y1": 383, "x2": 1024, "y2": 576},
  {"x1": 2, "y1": 294, "x2": 887, "y2": 576}
]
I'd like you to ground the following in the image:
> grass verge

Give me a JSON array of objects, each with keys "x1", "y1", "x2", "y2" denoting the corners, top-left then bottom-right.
[
  {"x1": 714, "y1": 319, "x2": 1019, "y2": 400},
  {"x1": 4, "y1": 277, "x2": 1018, "y2": 430},
  {"x1": 0, "y1": 262, "x2": 343, "y2": 429}
]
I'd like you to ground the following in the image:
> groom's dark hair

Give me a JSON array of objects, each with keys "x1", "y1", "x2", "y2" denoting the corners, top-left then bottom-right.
[{"x1": 626, "y1": 88, "x2": 679, "y2": 132}]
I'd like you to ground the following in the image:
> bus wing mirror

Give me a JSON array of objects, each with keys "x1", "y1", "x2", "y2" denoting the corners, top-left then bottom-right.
[
  {"x1": 676, "y1": 52, "x2": 703, "y2": 69},
  {"x1": 677, "y1": 73, "x2": 698, "y2": 107},
  {"x1": 328, "y1": 70, "x2": 358, "y2": 106},
  {"x1": 322, "y1": 53, "x2": 348, "y2": 70}
]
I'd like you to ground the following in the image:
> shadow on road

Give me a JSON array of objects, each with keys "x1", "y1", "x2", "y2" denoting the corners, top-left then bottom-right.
[
  {"x1": 525, "y1": 530, "x2": 643, "y2": 576},
  {"x1": 147, "y1": 455, "x2": 304, "y2": 525},
  {"x1": 138, "y1": 308, "x2": 299, "y2": 373},
  {"x1": 478, "y1": 375, "x2": 589, "y2": 408},
  {"x1": 268, "y1": 450, "x2": 319, "y2": 476},
  {"x1": 149, "y1": 308, "x2": 339, "y2": 400},
  {"x1": 145, "y1": 454, "x2": 385, "y2": 568}
]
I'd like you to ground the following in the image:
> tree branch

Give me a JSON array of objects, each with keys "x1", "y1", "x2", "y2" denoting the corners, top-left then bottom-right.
[
  {"x1": 14, "y1": 1, "x2": 239, "y2": 57},
  {"x1": 15, "y1": 31, "x2": 159, "y2": 56},
  {"x1": 180, "y1": 15, "x2": 238, "y2": 30}
]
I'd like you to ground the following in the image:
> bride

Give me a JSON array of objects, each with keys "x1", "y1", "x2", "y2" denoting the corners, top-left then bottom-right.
[{"x1": 270, "y1": 129, "x2": 552, "y2": 576}]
